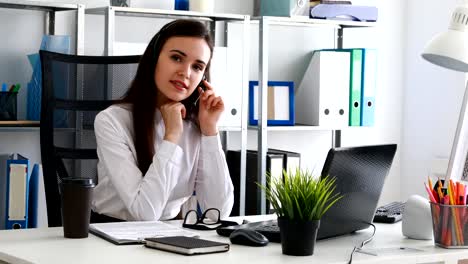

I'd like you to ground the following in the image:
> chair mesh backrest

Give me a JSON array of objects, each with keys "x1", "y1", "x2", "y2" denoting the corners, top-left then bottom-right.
[{"x1": 40, "y1": 50, "x2": 141, "y2": 227}]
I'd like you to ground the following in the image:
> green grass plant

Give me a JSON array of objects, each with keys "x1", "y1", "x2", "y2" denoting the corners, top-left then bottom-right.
[{"x1": 258, "y1": 168, "x2": 343, "y2": 221}]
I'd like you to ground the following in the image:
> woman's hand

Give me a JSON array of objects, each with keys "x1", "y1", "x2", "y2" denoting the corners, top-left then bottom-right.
[
  {"x1": 160, "y1": 102, "x2": 186, "y2": 143},
  {"x1": 198, "y1": 80, "x2": 224, "y2": 136}
]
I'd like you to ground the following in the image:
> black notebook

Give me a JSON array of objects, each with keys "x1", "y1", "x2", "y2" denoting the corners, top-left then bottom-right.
[{"x1": 144, "y1": 236, "x2": 230, "y2": 255}]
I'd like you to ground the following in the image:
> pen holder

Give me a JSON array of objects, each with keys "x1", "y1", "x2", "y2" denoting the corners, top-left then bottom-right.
[
  {"x1": 430, "y1": 202, "x2": 468, "y2": 248},
  {"x1": 0, "y1": 92, "x2": 18, "y2": 121}
]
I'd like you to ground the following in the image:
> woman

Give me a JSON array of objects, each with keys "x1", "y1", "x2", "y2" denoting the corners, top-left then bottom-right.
[{"x1": 91, "y1": 19, "x2": 234, "y2": 222}]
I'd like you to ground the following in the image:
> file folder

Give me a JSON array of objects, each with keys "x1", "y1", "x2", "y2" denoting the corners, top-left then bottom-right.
[
  {"x1": 267, "y1": 148, "x2": 301, "y2": 174},
  {"x1": 28, "y1": 164, "x2": 48, "y2": 228},
  {"x1": 210, "y1": 47, "x2": 243, "y2": 128},
  {"x1": 226, "y1": 150, "x2": 284, "y2": 216},
  {"x1": 0, "y1": 153, "x2": 11, "y2": 229},
  {"x1": 249, "y1": 81, "x2": 295, "y2": 126},
  {"x1": 322, "y1": 48, "x2": 363, "y2": 126},
  {"x1": 296, "y1": 50, "x2": 350, "y2": 128},
  {"x1": 360, "y1": 49, "x2": 377, "y2": 126},
  {"x1": 5, "y1": 154, "x2": 30, "y2": 229},
  {"x1": 348, "y1": 49, "x2": 363, "y2": 126}
]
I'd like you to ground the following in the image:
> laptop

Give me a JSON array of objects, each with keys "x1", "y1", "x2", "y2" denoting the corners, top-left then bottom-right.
[{"x1": 217, "y1": 144, "x2": 397, "y2": 242}]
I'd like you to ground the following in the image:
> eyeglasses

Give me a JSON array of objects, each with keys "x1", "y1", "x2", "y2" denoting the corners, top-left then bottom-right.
[{"x1": 182, "y1": 208, "x2": 239, "y2": 230}]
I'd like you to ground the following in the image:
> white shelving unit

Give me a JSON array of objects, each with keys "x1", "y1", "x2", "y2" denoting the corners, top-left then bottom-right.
[
  {"x1": 254, "y1": 16, "x2": 377, "y2": 214},
  {"x1": 0, "y1": 3, "x2": 377, "y2": 216}
]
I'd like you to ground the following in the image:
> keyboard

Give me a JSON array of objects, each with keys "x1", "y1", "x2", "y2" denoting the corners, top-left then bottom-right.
[
  {"x1": 373, "y1": 201, "x2": 405, "y2": 223},
  {"x1": 216, "y1": 220, "x2": 282, "y2": 242},
  {"x1": 253, "y1": 222, "x2": 281, "y2": 242}
]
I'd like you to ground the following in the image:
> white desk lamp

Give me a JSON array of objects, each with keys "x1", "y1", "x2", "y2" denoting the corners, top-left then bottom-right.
[{"x1": 422, "y1": 3, "x2": 468, "y2": 184}]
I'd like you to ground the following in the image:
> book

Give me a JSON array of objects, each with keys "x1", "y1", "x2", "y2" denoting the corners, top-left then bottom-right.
[
  {"x1": 144, "y1": 236, "x2": 230, "y2": 255},
  {"x1": 89, "y1": 221, "x2": 199, "y2": 245}
]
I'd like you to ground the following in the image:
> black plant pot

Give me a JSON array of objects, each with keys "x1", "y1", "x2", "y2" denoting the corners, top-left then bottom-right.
[{"x1": 278, "y1": 217, "x2": 320, "y2": 256}]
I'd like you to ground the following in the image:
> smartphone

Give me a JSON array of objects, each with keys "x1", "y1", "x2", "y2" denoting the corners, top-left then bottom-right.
[
  {"x1": 193, "y1": 75, "x2": 206, "y2": 106},
  {"x1": 198, "y1": 75, "x2": 207, "y2": 92}
]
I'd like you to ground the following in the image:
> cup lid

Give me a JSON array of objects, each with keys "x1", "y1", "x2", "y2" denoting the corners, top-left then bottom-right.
[{"x1": 61, "y1": 177, "x2": 95, "y2": 187}]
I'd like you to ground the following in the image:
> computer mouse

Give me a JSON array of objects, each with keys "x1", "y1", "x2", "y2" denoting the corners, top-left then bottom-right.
[{"x1": 229, "y1": 228, "x2": 269, "y2": 247}]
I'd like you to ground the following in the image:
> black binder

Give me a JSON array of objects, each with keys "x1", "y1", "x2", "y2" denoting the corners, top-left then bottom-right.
[
  {"x1": 267, "y1": 148, "x2": 301, "y2": 174},
  {"x1": 226, "y1": 150, "x2": 283, "y2": 216}
]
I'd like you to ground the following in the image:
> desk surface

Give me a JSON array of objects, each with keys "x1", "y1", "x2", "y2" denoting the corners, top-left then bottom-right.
[{"x1": 0, "y1": 215, "x2": 467, "y2": 264}]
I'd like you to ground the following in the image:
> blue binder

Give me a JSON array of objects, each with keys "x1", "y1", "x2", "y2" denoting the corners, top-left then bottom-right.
[
  {"x1": 5, "y1": 154, "x2": 30, "y2": 229},
  {"x1": 0, "y1": 153, "x2": 11, "y2": 229},
  {"x1": 360, "y1": 49, "x2": 377, "y2": 126},
  {"x1": 249, "y1": 81, "x2": 295, "y2": 126},
  {"x1": 28, "y1": 164, "x2": 40, "y2": 228}
]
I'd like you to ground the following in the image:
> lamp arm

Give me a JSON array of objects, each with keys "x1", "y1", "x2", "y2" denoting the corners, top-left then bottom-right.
[{"x1": 445, "y1": 81, "x2": 468, "y2": 184}]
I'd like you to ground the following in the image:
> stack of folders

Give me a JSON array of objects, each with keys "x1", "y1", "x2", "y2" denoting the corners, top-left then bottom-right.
[
  {"x1": 295, "y1": 48, "x2": 376, "y2": 128},
  {"x1": 226, "y1": 149, "x2": 300, "y2": 216},
  {"x1": 0, "y1": 154, "x2": 46, "y2": 230}
]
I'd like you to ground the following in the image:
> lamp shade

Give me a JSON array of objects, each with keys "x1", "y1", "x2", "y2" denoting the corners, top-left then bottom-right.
[{"x1": 421, "y1": 4, "x2": 468, "y2": 72}]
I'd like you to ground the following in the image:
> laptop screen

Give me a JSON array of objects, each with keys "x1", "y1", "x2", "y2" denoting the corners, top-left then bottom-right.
[{"x1": 317, "y1": 144, "x2": 397, "y2": 240}]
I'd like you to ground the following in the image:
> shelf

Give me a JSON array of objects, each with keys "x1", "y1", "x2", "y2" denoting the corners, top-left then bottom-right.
[
  {"x1": 86, "y1": 6, "x2": 248, "y2": 21},
  {"x1": 248, "y1": 125, "x2": 339, "y2": 131},
  {"x1": 219, "y1": 126, "x2": 242, "y2": 132},
  {"x1": 0, "y1": 120, "x2": 39, "y2": 127},
  {"x1": 0, "y1": 0, "x2": 81, "y2": 12},
  {"x1": 251, "y1": 16, "x2": 377, "y2": 28},
  {"x1": 248, "y1": 125, "x2": 372, "y2": 131},
  {"x1": 0, "y1": 120, "x2": 40, "y2": 131}
]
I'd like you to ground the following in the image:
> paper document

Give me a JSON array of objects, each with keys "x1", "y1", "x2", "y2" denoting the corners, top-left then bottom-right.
[{"x1": 89, "y1": 221, "x2": 199, "y2": 245}]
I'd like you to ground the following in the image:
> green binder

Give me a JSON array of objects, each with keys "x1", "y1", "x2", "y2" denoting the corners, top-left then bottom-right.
[{"x1": 349, "y1": 49, "x2": 363, "y2": 126}]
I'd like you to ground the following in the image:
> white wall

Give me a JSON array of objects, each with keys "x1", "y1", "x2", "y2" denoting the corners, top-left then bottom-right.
[
  {"x1": 0, "y1": 0, "x2": 407, "y2": 206},
  {"x1": 402, "y1": 0, "x2": 465, "y2": 199}
]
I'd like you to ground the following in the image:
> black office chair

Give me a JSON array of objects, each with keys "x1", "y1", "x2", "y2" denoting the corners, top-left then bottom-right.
[{"x1": 39, "y1": 50, "x2": 141, "y2": 227}]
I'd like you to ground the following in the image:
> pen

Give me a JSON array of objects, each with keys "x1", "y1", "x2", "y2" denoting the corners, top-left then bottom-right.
[{"x1": 12, "y1": 84, "x2": 20, "y2": 93}]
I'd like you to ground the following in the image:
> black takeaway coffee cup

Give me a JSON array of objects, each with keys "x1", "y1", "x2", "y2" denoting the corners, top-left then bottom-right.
[{"x1": 60, "y1": 177, "x2": 95, "y2": 238}]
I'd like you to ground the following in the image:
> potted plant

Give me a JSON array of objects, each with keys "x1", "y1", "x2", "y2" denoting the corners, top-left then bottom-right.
[{"x1": 258, "y1": 168, "x2": 343, "y2": 256}]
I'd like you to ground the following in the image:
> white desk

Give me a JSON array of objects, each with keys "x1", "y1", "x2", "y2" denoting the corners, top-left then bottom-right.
[{"x1": 0, "y1": 216, "x2": 467, "y2": 264}]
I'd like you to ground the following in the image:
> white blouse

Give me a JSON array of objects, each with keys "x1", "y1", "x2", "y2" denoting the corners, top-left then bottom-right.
[{"x1": 91, "y1": 105, "x2": 234, "y2": 221}]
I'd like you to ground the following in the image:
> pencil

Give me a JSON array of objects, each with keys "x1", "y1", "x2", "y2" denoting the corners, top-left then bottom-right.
[{"x1": 424, "y1": 182, "x2": 438, "y2": 203}]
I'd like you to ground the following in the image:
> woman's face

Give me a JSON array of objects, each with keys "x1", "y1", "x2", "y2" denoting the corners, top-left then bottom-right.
[{"x1": 154, "y1": 36, "x2": 211, "y2": 105}]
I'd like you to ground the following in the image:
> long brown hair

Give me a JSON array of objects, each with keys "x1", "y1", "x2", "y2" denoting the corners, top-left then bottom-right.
[{"x1": 120, "y1": 19, "x2": 214, "y2": 174}]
